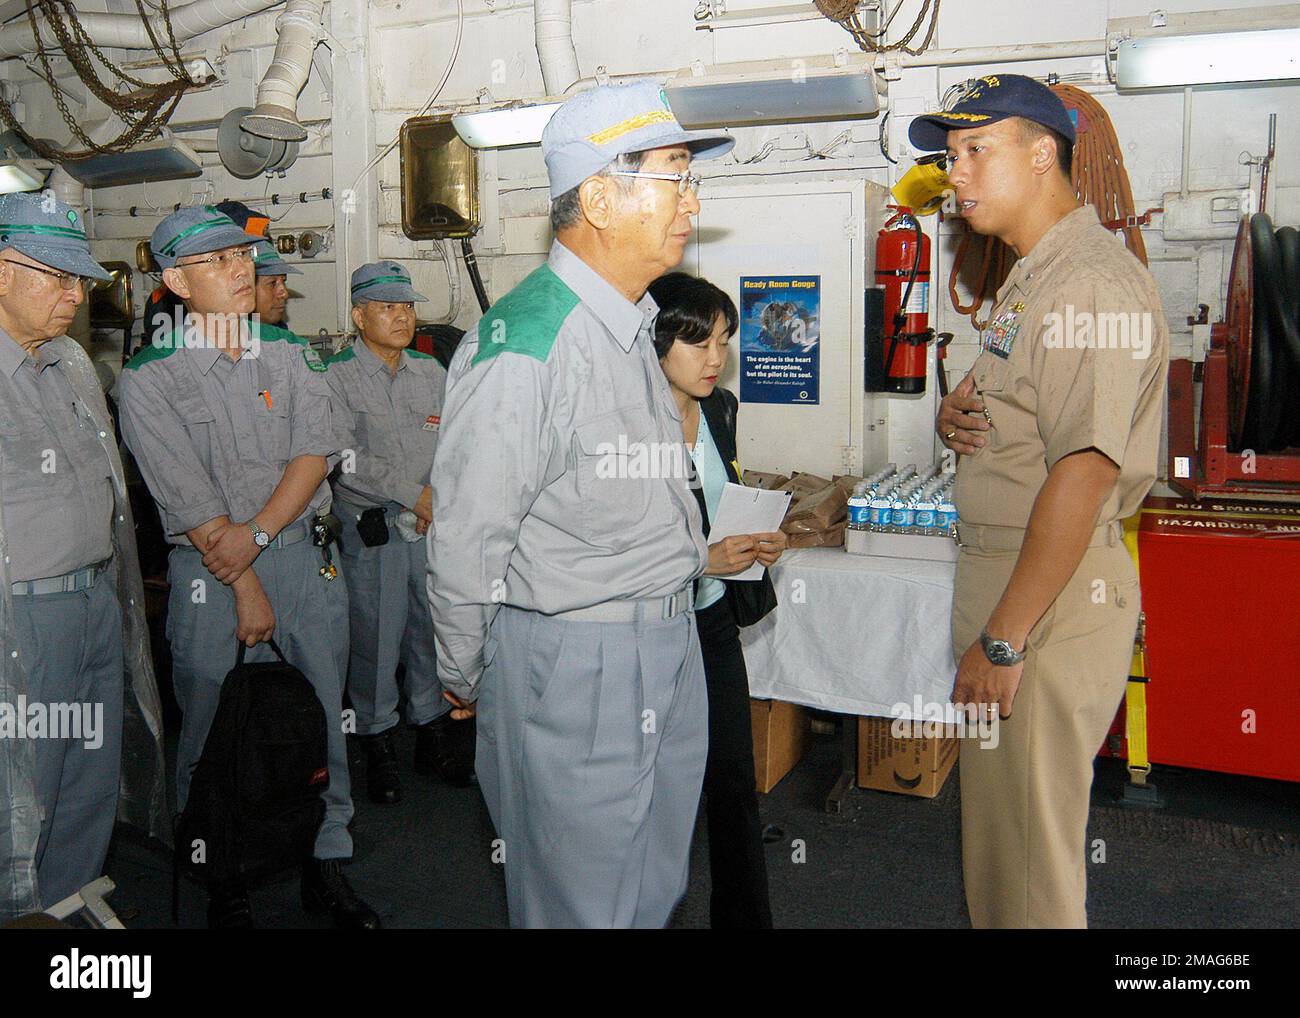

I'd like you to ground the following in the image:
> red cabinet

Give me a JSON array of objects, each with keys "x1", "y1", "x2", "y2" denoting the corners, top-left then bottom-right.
[{"x1": 1133, "y1": 496, "x2": 1300, "y2": 782}]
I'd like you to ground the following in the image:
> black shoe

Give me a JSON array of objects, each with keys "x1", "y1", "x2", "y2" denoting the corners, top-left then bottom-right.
[
  {"x1": 360, "y1": 730, "x2": 402, "y2": 805},
  {"x1": 301, "y1": 859, "x2": 382, "y2": 930},
  {"x1": 414, "y1": 713, "x2": 475, "y2": 788},
  {"x1": 207, "y1": 885, "x2": 254, "y2": 929}
]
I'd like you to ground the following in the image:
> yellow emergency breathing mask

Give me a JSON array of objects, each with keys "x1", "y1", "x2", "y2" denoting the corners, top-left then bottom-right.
[{"x1": 891, "y1": 155, "x2": 950, "y2": 217}]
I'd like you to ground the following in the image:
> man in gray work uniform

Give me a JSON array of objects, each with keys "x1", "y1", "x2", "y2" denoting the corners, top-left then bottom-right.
[
  {"x1": 118, "y1": 206, "x2": 379, "y2": 930},
  {"x1": 251, "y1": 238, "x2": 299, "y2": 327},
  {"x1": 0, "y1": 192, "x2": 166, "y2": 917},
  {"x1": 428, "y1": 81, "x2": 733, "y2": 928},
  {"x1": 327, "y1": 261, "x2": 472, "y2": 805}
]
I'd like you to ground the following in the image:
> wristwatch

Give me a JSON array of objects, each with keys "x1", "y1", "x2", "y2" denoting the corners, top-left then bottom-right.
[
  {"x1": 980, "y1": 629, "x2": 1026, "y2": 666},
  {"x1": 248, "y1": 520, "x2": 271, "y2": 549}
]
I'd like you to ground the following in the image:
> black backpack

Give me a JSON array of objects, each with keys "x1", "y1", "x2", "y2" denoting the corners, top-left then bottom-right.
[{"x1": 173, "y1": 640, "x2": 328, "y2": 914}]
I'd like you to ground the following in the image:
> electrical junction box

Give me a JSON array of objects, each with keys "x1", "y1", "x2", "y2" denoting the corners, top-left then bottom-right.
[{"x1": 1162, "y1": 189, "x2": 1254, "y2": 241}]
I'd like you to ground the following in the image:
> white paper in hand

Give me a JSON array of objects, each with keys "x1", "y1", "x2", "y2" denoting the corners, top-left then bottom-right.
[{"x1": 708, "y1": 482, "x2": 793, "y2": 581}]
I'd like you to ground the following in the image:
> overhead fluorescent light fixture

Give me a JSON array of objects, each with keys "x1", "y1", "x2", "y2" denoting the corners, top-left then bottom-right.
[
  {"x1": 61, "y1": 135, "x2": 203, "y2": 189},
  {"x1": 1116, "y1": 27, "x2": 1300, "y2": 89},
  {"x1": 0, "y1": 156, "x2": 45, "y2": 193},
  {"x1": 664, "y1": 54, "x2": 879, "y2": 128},
  {"x1": 452, "y1": 102, "x2": 563, "y2": 149}
]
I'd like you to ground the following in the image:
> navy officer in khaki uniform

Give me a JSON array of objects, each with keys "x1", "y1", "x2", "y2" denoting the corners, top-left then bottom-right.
[
  {"x1": 326, "y1": 262, "x2": 472, "y2": 804},
  {"x1": 0, "y1": 191, "x2": 166, "y2": 916},
  {"x1": 118, "y1": 206, "x2": 379, "y2": 930},
  {"x1": 917, "y1": 76, "x2": 1169, "y2": 927},
  {"x1": 428, "y1": 82, "x2": 734, "y2": 928}
]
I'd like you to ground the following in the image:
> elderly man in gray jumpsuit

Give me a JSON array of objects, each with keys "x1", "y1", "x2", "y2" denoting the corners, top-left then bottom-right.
[
  {"x1": 119, "y1": 206, "x2": 378, "y2": 930},
  {"x1": 327, "y1": 261, "x2": 472, "y2": 805},
  {"x1": 428, "y1": 81, "x2": 733, "y2": 928},
  {"x1": 0, "y1": 191, "x2": 166, "y2": 918}
]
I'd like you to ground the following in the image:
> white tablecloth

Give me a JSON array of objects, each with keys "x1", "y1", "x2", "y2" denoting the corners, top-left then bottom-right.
[{"x1": 739, "y1": 546, "x2": 957, "y2": 719}]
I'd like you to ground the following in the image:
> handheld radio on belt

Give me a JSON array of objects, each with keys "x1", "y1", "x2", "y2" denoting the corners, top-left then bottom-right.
[{"x1": 312, "y1": 512, "x2": 342, "y2": 580}]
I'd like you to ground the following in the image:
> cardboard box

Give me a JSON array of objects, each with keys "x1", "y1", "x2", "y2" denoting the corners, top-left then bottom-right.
[
  {"x1": 844, "y1": 527, "x2": 958, "y2": 562},
  {"x1": 856, "y1": 716, "x2": 959, "y2": 798},
  {"x1": 751, "y1": 699, "x2": 809, "y2": 793}
]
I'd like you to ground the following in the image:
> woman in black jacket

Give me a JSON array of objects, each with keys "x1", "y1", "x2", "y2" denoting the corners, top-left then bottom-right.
[{"x1": 649, "y1": 271, "x2": 787, "y2": 928}]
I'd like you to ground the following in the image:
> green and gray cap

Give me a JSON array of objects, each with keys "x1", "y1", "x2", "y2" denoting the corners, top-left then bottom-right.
[
  {"x1": 0, "y1": 191, "x2": 111, "y2": 281},
  {"x1": 252, "y1": 238, "x2": 300, "y2": 277},
  {"x1": 350, "y1": 260, "x2": 426, "y2": 304},
  {"x1": 150, "y1": 205, "x2": 257, "y2": 269}
]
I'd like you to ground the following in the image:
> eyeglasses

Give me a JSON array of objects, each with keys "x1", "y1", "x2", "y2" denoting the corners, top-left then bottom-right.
[
  {"x1": 176, "y1": 246, "x2": 255, "y2": 270},
  {"x1": 608, "y1": 170, "x2": 703, "y2": 196},
  {"x1": 0, "y1": 258, "x2": 86, "y2": 291}
]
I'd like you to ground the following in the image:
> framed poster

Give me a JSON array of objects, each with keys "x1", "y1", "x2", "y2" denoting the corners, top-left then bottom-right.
[{"x1": 738, "y1": 275, "x2": 821, "y2": 405}]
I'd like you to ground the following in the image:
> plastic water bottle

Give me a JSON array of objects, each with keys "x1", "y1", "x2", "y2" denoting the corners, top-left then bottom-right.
[
  {"x1": 892, "y1": 492, "x2": 913, "y2": 534},
  {"x1": 915, "y1": 495, "x2": 937, "y2": 536},
  {"x1": 848, "y1": 484, "x2": 870, "y2": 531},
  {"x1": 938, "y1": 494, "x2": 958, "y2": 538},
  {"x1": 869, "y1": 490, "x2": 891, "y2": 532}
]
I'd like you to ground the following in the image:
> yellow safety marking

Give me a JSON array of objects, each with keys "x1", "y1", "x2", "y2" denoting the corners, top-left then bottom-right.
[
  {"x1": 1125, "y1": 678, "x2": 1151, "y2": 775},
  {"x1": 587, "y1": 109, "x2": 675, "y2": 146}
]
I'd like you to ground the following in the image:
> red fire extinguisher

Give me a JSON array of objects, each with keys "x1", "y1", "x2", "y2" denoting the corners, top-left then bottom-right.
[{"x1": 869, "y1": 206, "x2": 934, "y2": 394}]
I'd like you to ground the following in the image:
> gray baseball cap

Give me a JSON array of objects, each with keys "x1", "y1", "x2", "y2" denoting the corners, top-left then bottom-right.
[
  {"x1": 0, "y1": 192, "x2": 111, "y2": 281},
  {"x1": 350, "y1": 260, "x2": 426, "y2": 304},
  {"x1": 150, "y1": 205, "x2": 257, "y2": 270},
  {"x1": 540, "y1": 81, "x2": 734, "y2": 199},
  {"x1": 252, "y1": 238, "x2": 300, "y2": 277}
]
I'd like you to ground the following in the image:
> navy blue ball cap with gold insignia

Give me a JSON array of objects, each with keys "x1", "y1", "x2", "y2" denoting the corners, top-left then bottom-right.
[
  {"x1": 908, "y1": 74, "x2": 1077, "y2": 153},
  {"x1": 0, "y1": 191, "x2": 112, "y2": 281}
]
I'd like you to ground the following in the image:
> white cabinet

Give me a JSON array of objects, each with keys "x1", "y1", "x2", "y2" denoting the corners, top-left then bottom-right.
[
  {"x1": 690, "y1": 180, "x2": 868, "y2": 478},
  {"x1": 689, "y1": 178, "x2": 940, "y2": 478}
]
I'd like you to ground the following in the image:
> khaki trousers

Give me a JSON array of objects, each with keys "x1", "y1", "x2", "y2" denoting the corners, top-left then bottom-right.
[{"x1": 951, "y1": 525, "x2": 1140, "y2": 928}]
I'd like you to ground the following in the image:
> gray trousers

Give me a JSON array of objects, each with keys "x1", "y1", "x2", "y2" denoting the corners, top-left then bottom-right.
[
  {"x1": 336, "y1": 504, "x2": 445, "y2": 735},
  {"x1": 166, "y1": 541, "x2": 353, "y2": 859},
  {"x1": 11, "y1": 568, "x2": 123, "y2": 908},
  {"x1": 476, "y1": 605, "x2": 708, "y2": 928}
]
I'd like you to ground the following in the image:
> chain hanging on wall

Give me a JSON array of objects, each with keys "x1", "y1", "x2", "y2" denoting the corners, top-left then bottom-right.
[
  {"x1": 0, "y1": 0, "x2": 195, "y2": 161},
  {"x1": 815, "y1": 1, "x2": 942, "y2": 56}
]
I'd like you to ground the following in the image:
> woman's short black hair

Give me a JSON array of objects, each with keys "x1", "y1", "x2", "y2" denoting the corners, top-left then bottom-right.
[{"x1": 648, "y1": 272, "x2": 738, "y2": 360}]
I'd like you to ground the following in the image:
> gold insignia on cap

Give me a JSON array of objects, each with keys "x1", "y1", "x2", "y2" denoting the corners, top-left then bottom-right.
[
  {"x1": 926, "y1": 110, "x2": 992, "y2": 123},
  {"x1": 586, "y1": 109, "x2": 675, "y2": 146}
]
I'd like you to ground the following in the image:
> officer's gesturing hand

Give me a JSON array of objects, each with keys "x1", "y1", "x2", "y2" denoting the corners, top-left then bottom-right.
[
  {"x1": 952, "y1": 640, "x2": 1024, "y2": 721},
  {"x1": 705, "y1": 534, "x2": 759, "y2": 576},
  {"x1": 937, "y1": 373, "x2": 989, "y2": 456},
  {"x1": 201, "y1": 519, "x2": 262, "y2": 585},
  {"x1": 233, "y1": 573, "x2": 276, "y2": 646}
]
